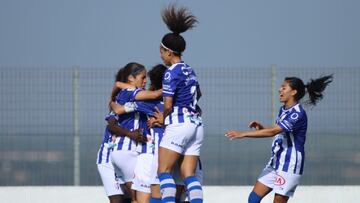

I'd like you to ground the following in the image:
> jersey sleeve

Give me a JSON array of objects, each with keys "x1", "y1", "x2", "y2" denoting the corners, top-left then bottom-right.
[
  {"x1": 162, "y1": 69, "x2": 179, "y2": 97},
  {"x1": 130, "y1": 88, "x2": 143, "y2": 101},
  {"x1": 278, "y1": 112, "x2": 302, "y2": 133},
  {"x1": 105, "y1": 111, "x2": 118, "y2": 121}
]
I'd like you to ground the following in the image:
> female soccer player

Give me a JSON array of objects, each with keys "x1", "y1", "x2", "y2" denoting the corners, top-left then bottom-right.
[
  {"x1": 111, "y1": 64, "x2": 203, "y2": 203},
  {"x1": 225, "y1": 75, "x2": 333, "y2": 203},
  {"x1": 110, "y1": 64, "x2": 167, "y2": 203},
  {"x1": 96, "y1": 114, "x2": 128, "y2": 203},
  {"x1": 97, "y1": 65, "x2": 150, "y2": 203},
  {"x1": 109, "y1": 62, "x2": 162, "y2": 203},
  {"x1": 113, "y1": 64, "x2": 167, "y2": 203},
  {"x1": 152, "y1": 4, "x2": 204, "y2": 203}
]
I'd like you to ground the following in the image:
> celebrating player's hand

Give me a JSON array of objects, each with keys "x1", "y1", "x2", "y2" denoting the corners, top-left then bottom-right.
[
  {"x1": 151, "y1": 107, "x2": 164, "y2": 126},
  {"x1": 249, "y1": 120, "x2": 264, "y2": 130},
  {"x1": 127, "y1": 129, "x2": 147, "y2": 144},
  {"x1": 225, "y1": 130, "x2": 246, "y2": 140},
  {"x1": 148, "y1": 117, "x2": 162, "y2": 128}
]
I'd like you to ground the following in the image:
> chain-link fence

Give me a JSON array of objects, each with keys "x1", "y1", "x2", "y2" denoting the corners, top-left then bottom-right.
[{"x1": 0, "y1": 66, "x2": 359, "y2": 186}]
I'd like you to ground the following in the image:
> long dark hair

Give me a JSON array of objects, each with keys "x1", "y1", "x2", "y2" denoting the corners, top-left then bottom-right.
[
  {"x1": 115, "y1": 62, "x2": 145, "y2": 83},
  {"x1": 285, "y1": 74, "x2": 333, "y2": 106},
  {"x1": 148, "y1": 64, "x2": 167, "y2": 91},
  {"x1": 161, "y1": 4, "x2": 198, "y2": 56},
  {"x1": 111, "y1": 62, "x2": 145, "y2": 102}
]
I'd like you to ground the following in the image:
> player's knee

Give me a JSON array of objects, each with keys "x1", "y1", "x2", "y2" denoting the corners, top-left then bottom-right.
[{"x1": 248, "y1": 191, "x2": 262, "y2": 203}]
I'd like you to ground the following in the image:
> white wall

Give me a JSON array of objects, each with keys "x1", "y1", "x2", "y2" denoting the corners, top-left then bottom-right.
[{"x1": 0, "y1": 186, "x2": 359, "y2": 203}]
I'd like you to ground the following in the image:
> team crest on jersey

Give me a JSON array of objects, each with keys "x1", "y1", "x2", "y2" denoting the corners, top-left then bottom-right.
[
  {"x1": 290, "y1": 113, "x2": 299, "y2": 120},
  {"x1": 164, "y1": 72, "x2": 171, "y2": 81}
]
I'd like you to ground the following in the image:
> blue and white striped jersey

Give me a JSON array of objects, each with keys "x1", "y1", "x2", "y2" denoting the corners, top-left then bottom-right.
[
  {"x1": 268, "y1": 103, "x2": 308, "y2": 175},
  {"x1": 113, "y1": 88, "x2": 143, "y2": 152},
  {"x1": 133, "y1": 100, "x2": 165, "y2": 154},
  {"x1": 96, "y1": 111, "x2": 118, "y2": 164},
  {"x1": 162, "y1": 62, "x2": 202, "y2": 126}
]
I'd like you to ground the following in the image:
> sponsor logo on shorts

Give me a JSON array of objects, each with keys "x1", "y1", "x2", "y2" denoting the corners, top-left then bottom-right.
[
  {"x1": 274, "y1": 174, "x2": 286, "y2": 186},
  {"x1": 140, "y1": 183, "x2": 150, "y2": 188},
  {"x1": 171, "y1": 141, "x2": 184, "y2": 148}
]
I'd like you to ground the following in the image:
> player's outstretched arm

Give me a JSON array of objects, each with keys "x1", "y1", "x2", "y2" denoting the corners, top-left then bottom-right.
[
  {"x1": 115, "y1": 81, "x2": 135, "y2": 90},
  {"x1": 135, "y1": 89, "x2": 162, "y2": 100},
  {"x1": 225, "y1": 125, "x2": 282, "y2": 140}
]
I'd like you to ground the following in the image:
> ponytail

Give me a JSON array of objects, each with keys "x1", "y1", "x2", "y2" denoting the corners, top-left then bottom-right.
[
  {"x1": 285, "y1": 74, "x2": 333, "y2": 106},
  {"x1": 161, "y1": 4, "x2": 197, "y2": 35},
  {"x1": 305, "y1": 74, "x2": 333, "y2": 105},
  {"x1": 161, "y1": 4, "x2": 198, "y2": 55}
]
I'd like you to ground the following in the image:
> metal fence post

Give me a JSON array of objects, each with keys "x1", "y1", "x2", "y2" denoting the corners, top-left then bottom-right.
[
  {"x1": 73, "y1": 67, "x2": 80, "y2": 186},
  {"x1": 271, "y1": 64, "x2": 277, "y2": 122}
]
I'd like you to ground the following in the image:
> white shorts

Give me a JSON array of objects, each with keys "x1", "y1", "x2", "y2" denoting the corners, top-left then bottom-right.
[
  {"x1": 160, "y1": 123, "x2": 203, "y2": 156},
  {"x1": 97, "y1": 162, "x2": 124, "y2": 196},
  {"x1": 132, "y1": 153, "x2": 153, "y2": 193},
  {"x1": 257, "y1": 165, "x2": 301, "y2": 197},
  {"x1": 111, "y1": 150, "x2": 138, "y2": 183}
]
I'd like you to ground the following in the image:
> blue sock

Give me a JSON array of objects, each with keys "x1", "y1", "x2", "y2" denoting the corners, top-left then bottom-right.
[
  {"x1": 184, "y1": 176, "x2": 203, "y2": 203},
  {"x1": 248, "y1": 191, "x2": 262, "y2": 203},
  {"x1": 159, "y1": 172, "x2": 176, "y2": 203},
  {"x1": 150, "y1": 197, "x2": 162, "y2": 203}
]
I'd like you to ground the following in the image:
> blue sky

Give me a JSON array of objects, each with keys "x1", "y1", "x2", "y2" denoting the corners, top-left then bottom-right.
[{"x1": 0, "y1": 0, "x2": 359, "y2": 68}]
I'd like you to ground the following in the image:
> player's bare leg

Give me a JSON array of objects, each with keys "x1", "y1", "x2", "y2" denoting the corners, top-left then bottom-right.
[
  {"x1": 151, "y1": 184, "x2": 161, "y2": 199},
  {"x1": 180, "y1": 155, "x2": 198, "y2": 178},
  {"x1": 158, "y1": 147, "x2": 181, "y2": 173},
  {"x1": 252, "y1": 181, "x2": 272, "y2": 197},
  {"x1": 123, "y1": 182, "x2": 137, "y2": 203},
  {"x1": 273, "y1": 193, "x2": 289, "y2": 203},
  {"x1": 136, "y1": 191, "x2": 150, "y2": 203},
  {"x1": 108, "y1": 194, "x2": 123, "y2": 203}
]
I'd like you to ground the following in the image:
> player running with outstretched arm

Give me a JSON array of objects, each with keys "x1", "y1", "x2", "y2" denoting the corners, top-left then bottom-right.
[{"x1": 225, "y1": 75, "x2": 333, "y2": 203}]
